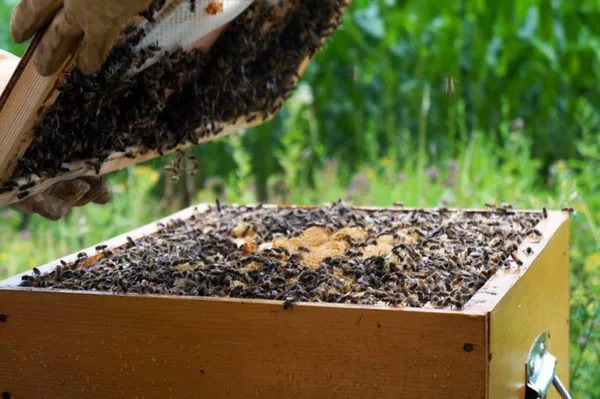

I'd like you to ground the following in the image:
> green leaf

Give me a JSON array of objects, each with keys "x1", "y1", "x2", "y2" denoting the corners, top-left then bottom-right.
[{"x1": 353, "y1": 2, "x2": 385, "y2": 39}]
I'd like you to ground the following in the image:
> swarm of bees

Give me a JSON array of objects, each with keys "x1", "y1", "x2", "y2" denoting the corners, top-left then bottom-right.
[
  {"x1": 164, "y1": 150, "x2": 200, "y2": 182},
  {"x1": 6, "y1": 0, "x2": 348, "y2": 184},
  {"x1": 22, "y1": 201, "x2": 544, "y2": 311}
]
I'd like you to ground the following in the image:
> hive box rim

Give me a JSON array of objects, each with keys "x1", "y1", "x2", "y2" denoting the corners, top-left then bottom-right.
[{"x1": 0, "y1": 203, "x2": 569, "y2": 318}]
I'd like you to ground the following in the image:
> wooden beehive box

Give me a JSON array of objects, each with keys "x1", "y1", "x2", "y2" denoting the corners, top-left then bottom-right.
[{"x1": 0, "y1": 204, "x2": 570, "y2": 399}]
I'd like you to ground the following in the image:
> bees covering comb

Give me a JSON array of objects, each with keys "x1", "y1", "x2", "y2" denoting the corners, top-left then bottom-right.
[
  {"x1": 0, "y1": 0, "x2": 351, "y2": 204},
  {"x1": 21, "y1": 202, "x2": 544, "y2": 310}
]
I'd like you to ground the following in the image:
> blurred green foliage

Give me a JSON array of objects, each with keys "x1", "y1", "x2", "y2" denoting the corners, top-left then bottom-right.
[
  {"x1": 191, "y1": 0, "x2": 600, "y2": 193},
  {"x1": 0, "y1": 0, "x2": 599, "y2": 396}
]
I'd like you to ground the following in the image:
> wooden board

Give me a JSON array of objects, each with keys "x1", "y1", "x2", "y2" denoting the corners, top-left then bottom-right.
[
  {"x1": 0, "y1": 33, "x2": 69, "y2": 183},
  {"x1": 487, "y1": 213, "x2": 570, "y2": 399},
  {"x1": 0, "y1": 289, "x2": 487, "y2": 399},
  {"x1": 0, "y1": 205, "x2": 571, "y2": 398},
  {"x1": 0, "y1": 0, "x2": 351, "y2": 206}
]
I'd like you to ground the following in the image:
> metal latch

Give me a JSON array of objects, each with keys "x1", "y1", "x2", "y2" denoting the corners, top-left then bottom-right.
[{"x1": 525, "y1": 332, "x2": 572, "y2": 399}]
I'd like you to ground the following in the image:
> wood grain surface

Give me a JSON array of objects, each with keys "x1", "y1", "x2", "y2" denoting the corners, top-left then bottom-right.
[
  {"x1": 0, "y1": 35, "x2": 73, "y2": 182},
  {"x1": 0, "y1": 290, "x2": 487, "y2": 399},
  {"x1": 487, "y1": 214, "x2": 570, "y2": 399}
]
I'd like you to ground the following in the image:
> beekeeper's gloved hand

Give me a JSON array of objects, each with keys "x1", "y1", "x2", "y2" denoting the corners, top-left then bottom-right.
[
  {"x1": 10, "y1": 0, "x2": 153, "y2": 76},
  {"x1": 9, "y1": 177, "x2": 111, "y2": 220},
  {"x1": 0, "y1": 49, "x2": 111, "y2": 220}
]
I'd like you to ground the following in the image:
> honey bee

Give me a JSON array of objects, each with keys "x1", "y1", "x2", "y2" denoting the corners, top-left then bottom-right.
[
  {"x1": 16, "y1": 191, "x2": 29, "y2": 200},
  {"x1": 510, "y1": 252, "x2": 523, "y2": 266},
  {"x1": 283, "y1": 298, "x2": 294, "y2": 310},
  {"x1": 18, "y1": 181, "x2": 36, "y2": 191}
]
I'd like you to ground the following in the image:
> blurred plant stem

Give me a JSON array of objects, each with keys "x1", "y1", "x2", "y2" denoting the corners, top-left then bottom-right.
[
  {"x1": 459, "y1": 0, "x2": 473, "y2": 139},
  {"x1": 417, "y1": 83, "x2": 430, "y2": 206},
  {"x1": 18, "y1": 213, "x2": 30, "y2": 231}
]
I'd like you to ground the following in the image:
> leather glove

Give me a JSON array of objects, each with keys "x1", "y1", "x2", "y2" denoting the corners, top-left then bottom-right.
[
  {"x1": 0, "y1": 48, "x2": 112, "y2": 220},
  {"x1": 10, "y1": 0, "x2": 153, "y2": 76},
  {"x1": 9, "y1": 176, "x2": 111, "y2": 220}
]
